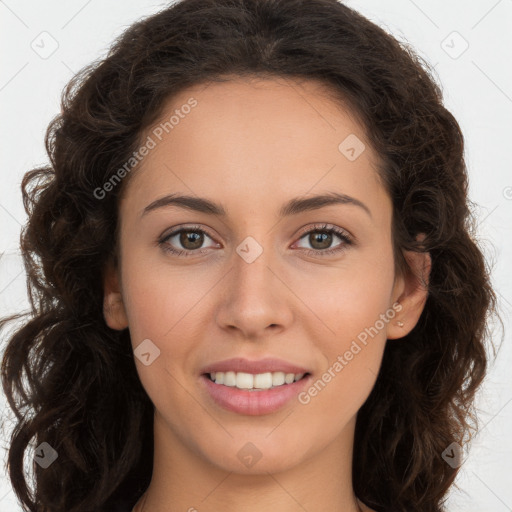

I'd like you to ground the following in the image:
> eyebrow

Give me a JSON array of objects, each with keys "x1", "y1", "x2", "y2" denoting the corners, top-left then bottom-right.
[{"x1": 141, "y1": 191, "x2": 372, "y2": 219}]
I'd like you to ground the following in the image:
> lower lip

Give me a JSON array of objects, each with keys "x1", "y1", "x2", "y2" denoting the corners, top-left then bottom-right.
[{"x1": 200, "y1": 374, "x2": 312, "y2": 416}]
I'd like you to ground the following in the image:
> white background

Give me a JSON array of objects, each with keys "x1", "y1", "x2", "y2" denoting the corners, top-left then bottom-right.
[{"x1": 0, "y1": 1, "x2": 511, "y2": 511}]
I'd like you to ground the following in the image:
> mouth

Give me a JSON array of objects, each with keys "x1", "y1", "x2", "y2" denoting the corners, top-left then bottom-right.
[
  {"x1": 200, "y1": 371, "x2": 313, "y2": 415},
  {"x1": 203, "y1": 370, "x2": 311, "y2": 391}
]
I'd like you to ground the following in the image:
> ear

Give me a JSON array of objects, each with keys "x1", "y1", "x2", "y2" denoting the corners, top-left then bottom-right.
[
  {"x1": 387, "y1": 234, "x2": 431, "y2": 340},
  {"x1": 102, "y1": 258, "x2": 129, "y2": 331}
]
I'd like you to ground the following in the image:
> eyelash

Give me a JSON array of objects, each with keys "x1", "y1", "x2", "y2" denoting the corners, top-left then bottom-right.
[{"x1": 158, "y1": 223, "x2": 354, "y2": 258}]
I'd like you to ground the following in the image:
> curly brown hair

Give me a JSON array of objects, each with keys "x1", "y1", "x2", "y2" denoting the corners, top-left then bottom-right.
[{"x1": 0, "y1": 0, "x2": 499, "y2": 511}]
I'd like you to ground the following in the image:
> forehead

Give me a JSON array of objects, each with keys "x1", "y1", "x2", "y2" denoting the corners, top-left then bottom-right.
[{"x1": 121, "y1": 76, "x2": 387, "y2": 218}]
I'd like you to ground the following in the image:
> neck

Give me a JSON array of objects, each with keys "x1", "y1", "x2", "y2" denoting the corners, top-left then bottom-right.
[{"x1": 133, "y1": 411, "x2": 368, "y2": 512}]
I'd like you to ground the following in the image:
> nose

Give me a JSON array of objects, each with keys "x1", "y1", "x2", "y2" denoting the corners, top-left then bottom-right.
[{"x1": 215, "y1": 239, "x2": 294, "y2": 340}]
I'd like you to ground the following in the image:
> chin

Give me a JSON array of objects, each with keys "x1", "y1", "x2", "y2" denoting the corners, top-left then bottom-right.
[{"x1": 200, "y1": 434, "x2": 310, "y2": 475}]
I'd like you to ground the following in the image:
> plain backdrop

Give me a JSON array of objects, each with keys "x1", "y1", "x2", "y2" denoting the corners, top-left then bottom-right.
[{"x1": 0, "y1": 1, "x2": 511, "y2": 511}]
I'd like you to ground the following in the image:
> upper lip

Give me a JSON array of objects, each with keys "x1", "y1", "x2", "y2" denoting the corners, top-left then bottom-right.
[{"x1": 201, "y1": 357, "x2": 310, "y2": 375}]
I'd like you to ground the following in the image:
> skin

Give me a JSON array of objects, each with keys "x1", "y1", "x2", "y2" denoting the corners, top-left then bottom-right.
[{"x1": 103, "y1": 76, "x2": 431, "y2": 512}]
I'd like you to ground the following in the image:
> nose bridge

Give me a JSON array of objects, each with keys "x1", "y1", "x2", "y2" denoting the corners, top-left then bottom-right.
[
  {"x1": 216, "y1": 231, "x2": 292, "y2": 336},
  {"x1": 231, "y1": 233, "x2": 277, "y2": 301},
  {"x1": 237, "y1": 236, "x2": 275, "y2": 288}
]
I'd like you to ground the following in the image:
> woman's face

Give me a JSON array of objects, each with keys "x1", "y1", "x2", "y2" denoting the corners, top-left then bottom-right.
[{"x1": 104, "y1": 77, "x2": 425, "y2": 475}]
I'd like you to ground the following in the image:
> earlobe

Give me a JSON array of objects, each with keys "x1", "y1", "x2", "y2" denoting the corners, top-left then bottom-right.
[
  {"x1": 102, "y1": 260, "x2": 129, "y2": 331},
  {"x1": 387, "y1": 236, "x2": 431, "y2": 340}
]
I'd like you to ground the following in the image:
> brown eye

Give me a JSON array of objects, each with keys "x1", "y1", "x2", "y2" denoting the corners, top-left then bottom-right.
[
  {"x1": 307, "y1": 231, "x2": 333, "y2": 250},
  {"x1": 294, "y1": 223, "x2": 354, "y2": 257},
  {"x1": 159, "y1": 225, "x2": 218, "y2": 257},
  {"x1": 178, "y1": 230, "x2": 204, "y2": 250}
]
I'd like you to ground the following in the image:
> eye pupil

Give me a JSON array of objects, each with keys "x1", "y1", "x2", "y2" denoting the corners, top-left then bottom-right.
[
  {"x1": 164, "y1": 226, "x2": 347, "y2": 257},
  {"x1": 180, "y1": 231, "x2": 203, "y2": 249},
  {"x1": 310, "y1": 231, "x2": 332, "y2": 250}
]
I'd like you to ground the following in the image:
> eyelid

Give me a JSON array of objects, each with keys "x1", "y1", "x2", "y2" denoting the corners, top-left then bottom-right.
[
  {"x1": 294, "y1": 222, "x2": 353, "y2": 243},
  {"x1": 158, "y1": 222, "x2": 354, "y2": 257},
  {"x1": 158, "y1": 224, "x2": 219, "y2": 249},
  {"x1": 160, "y1": 223, "x2": 216, "y2": 241}
]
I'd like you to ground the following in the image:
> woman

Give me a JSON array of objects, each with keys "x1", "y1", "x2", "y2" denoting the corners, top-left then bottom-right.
[{"x1": 0, "y1": 0, "x2": 498, "y2": 511}]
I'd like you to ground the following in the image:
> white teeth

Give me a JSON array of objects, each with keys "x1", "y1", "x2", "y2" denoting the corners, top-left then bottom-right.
[
  {"x1": 223, "y1": 371, "x2": 236, "y2": 387},
  {"x1": 209, "y1": 371, "x2": 307, "y2": 390},
  {"x1": 254, "y1": 372, "x2": 273, "y2": 389},
  {"x1": 236, "y1": 372, "x2": 253, "y2": 389},
  {"x1": 272, "y1": 372, "x2": 285, "y2": 386},
  {"x1": 284, "y1": 373, "x2": 295, "y2": 384}
]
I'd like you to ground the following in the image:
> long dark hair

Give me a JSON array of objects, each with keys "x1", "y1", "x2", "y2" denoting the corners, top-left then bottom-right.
[{"x1": 0, "y1": 0, "x2": 499, "y2": 510}]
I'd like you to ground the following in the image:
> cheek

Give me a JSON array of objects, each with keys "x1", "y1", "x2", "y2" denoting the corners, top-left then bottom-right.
[
  {"x1": 294, "y1": 241, "x2": 396, "y2": 343},
  {"x1": 117, "y1": 254, "x2": 184, "y2": 382},
  {"x1": 119, "y1": 260, "x2": 202, "y2": 415},
  {"x1": 120, "y1": 248, "x2": 211, "y2": 341},
  {"x1": 119, "y1": 250, "x2": 220, "y2": 394},
  {"x1": 295, "y1": 248, "x2": 395, "y2": 410}
]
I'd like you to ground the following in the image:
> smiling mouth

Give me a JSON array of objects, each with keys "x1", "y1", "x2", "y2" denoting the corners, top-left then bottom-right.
[{"x1": 204, "y1": 371, "x2": 311, "y2": 391}]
